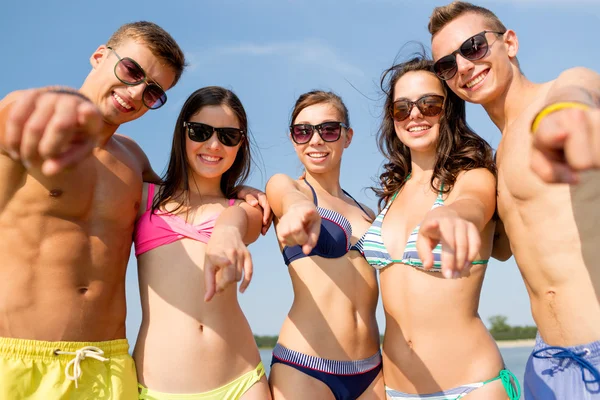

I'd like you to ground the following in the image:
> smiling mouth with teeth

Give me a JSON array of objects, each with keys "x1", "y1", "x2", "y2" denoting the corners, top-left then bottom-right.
[
  {"x1": 465, "y1": 70, "x2": 488, "y2": 88},
  {"x1": 408, "y1": 126, "x2": 430, "y2": 132},
  {"x1": 113, "y1": 92, "x2": 132, "y2": 110},
  {"x1": 307, "y1": 152, "x2": 328, "y2": 158},
  {"x1": 199, "y1": 154, "x2": 221, "y2": 162}
]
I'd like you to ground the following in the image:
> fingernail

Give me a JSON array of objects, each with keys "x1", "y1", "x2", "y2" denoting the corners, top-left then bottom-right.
[
  {"x1": 443, "y1": 270, "x2": 453, "y2": 279},
  {"x1": 22, "y1": 160, "x2": 31, "y2": 170},
  {"x1": 9, "y1": 151, "x2": 19, "y2": 160},
  {"x1": 464, "y1": 262, "x2": 470, "y2": 270},
  {"x1": 452, "y1": 271, "x2": 460, "y2": 279}
]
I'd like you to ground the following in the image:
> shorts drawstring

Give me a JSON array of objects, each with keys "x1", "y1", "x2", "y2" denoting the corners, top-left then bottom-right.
[
  {"x1": 533, "y1": 346, "x2": 600, "y2": 385},
  {"x1": 54, "y1": 346, "x2": 110, "y2": 388}
]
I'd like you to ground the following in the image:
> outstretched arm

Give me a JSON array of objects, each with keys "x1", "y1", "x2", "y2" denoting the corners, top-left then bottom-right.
[
  {"x1": 416, "y1": 168, "x2": 496, "y2": 279},
  {"x1": 530, "y1": 67, "x2": 600, "y2": 183},
  {"x1": 0, "y1": 88, "x2": 104, "y2": 176},
  {"x1": 266, "y1": 173, "x2": 321, "y2": 255},
  {"x1": 204, "y1": 201, "x2": 263, "y2": 302},
  {"x1": 236, "y1": 185, "x2": 272, "y2": 235}
]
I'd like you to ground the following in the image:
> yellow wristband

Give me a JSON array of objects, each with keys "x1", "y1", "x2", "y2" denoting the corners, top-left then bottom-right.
[{"x1": 531, "y1": 101, "x2": 590, "y2": 134}]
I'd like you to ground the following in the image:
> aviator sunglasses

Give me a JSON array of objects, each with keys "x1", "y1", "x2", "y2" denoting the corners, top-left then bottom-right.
[
  {"x1": 290, "y1": 122, "x2": 348, "y2": 144},
  {"x1": 184, "y1": 122, "x2": 245, "y2": 147},
  {"x1": 391, "y1": 95, "x2": 445, "y2": 122},
  {"x1": 107, "y1": 47, "x2": 167, "y2": 109},
  {"x1": 433, "y1": 30, "x2": 506, "y2": 80}
]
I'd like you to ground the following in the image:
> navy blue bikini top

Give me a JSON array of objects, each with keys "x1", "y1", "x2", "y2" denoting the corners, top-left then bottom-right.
[{"x1": 281, "y1": 180, "x2": 370, "y2": 266}]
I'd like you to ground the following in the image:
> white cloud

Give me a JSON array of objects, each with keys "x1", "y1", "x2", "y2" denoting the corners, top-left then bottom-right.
[{"x1": 189, "y1": 39, "x2": 363, "y2": 77}]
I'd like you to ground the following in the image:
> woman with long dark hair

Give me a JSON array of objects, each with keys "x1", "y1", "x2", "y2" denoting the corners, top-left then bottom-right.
[
  {"x1": 360, "y1": 56, "x2": 520, "y2": 399},
  {"x1": 133, "y1": 86, "x2": 271, "y2": 399}
]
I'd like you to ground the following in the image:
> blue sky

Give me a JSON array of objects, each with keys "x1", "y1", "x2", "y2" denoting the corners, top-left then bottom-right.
[{"x1": 2, "y1": 1, "x2": 599, "y2": 340}]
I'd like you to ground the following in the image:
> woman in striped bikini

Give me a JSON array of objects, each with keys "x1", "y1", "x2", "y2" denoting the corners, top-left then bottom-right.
[
  {"x1": 266, "y1": 90, "x2": 384, "y2": 400},
  {"x1": 358, "y1": 56, "x2": 520, "y2": 399}
]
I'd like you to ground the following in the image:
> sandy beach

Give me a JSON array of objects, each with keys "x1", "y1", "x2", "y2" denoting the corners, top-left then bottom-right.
[{"x1": 496, "y1": 339, "x2": 536, "y2": 348}]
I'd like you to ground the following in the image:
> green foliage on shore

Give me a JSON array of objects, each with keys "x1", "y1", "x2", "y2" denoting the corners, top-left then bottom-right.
[
  {"x1": 254, "y1": 316, "x2": 536, "y2": 348},
  {"x1": 254, "y1": 335, "x2": 278, "y2": 349},
  {"x1": 488, "y1": 315, "x2": 537, "y2": 340}
]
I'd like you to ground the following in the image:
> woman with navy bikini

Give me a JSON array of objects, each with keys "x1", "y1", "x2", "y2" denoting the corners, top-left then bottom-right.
[
  {"x1": 266, "y1": 90, "x2": 385, "y2": 400},
  {"x1": 359, "y1": 56, "x2": 520, "y2": 399}
]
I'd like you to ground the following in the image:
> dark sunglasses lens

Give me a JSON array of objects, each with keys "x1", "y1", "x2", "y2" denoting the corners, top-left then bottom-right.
[
  {"x1": 461, "y1": 34, "x2": 488, "y2": 60},
  {"x1": 418, "y1": 97, "x2": 444, "y2": 116},
  {"x1": 116, "y1": 58, "x2": 145, "y2": 84},
  {"x1": 144, "y1": 85, "x2": 167, "y2": 109},
  {"x1": 217, "y1": 129, "x2": 244, "y2": 146},
  {"x1": 433, "y1": 56, "x2": 458, "y2": 80},
  {"x1": 319, "y1": 122, "x2": 342, "y2": 141},
  {"x1": 392, "y1": 102, "x2": 411, "y2": 121},
  {"x1": 291, "y1": 125, "x2": 313, "y2": 144},
  {"x1": 187, "y1": 123, "x2": 213, "y2": 142}
]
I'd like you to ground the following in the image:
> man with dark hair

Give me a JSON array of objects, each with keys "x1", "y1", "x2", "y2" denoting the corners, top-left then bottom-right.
[
  {"x1": 429, "y1": 2, "x2": 600, "y2": 398},
  {"x1": 0, "y1": 21, "x2": 185, "y2": 398}
]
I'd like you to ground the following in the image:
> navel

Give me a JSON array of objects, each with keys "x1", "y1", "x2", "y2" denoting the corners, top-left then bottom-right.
[{"x1": 49, "y1": 189, "x2": 63, "y2": 198}]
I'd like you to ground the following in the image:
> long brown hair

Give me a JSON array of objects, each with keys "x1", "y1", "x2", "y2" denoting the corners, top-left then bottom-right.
[
  {"x1": 374, "y1": 55, "x2": 495, "y2": 209},
  {"x1": 152, "y1": 86, "x2": 251, "y2": 215}
]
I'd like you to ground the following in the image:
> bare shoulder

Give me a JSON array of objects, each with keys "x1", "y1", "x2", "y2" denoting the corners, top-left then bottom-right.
[
  {"x1": 552, "y1": 67, "x2": 600, "y2": 101},
  {"x1": 556, "y1": 67, "x2": 600, "y2": 83},
  {"x1": 447, "y1": 168, "x2": 497, "y2": 203},
  {"x1": 266, "y1": 173, "x2": 305, "y2": 196},
  {"x1": 112, "y1": 134, "x2": 145, "y2": 157},
  {"x1": 455, "y1": 168, "x2": 496, "y2": 187},
  {"x1": 266, "y1": 173, "x2": 299, "y2": 189}
]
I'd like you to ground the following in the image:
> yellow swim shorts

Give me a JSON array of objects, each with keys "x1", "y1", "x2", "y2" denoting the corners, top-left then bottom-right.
[
  {"x1": 0, "y1": 336, "x2": 138, "y2": 399},
  {"x1": 138, "y1": 361, "x2": 265, "y2": 400}
]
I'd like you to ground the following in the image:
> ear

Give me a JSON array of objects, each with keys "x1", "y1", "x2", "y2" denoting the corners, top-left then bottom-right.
[
  {"x1": 344, "y1": 127, "x2": 354, "y2": 148},
  {"x1": 503, "y1": 29, "x2": 519, "y2": 59},
  {"x1": 90, "y1": 45, "x2": 109, "y2": 69}
]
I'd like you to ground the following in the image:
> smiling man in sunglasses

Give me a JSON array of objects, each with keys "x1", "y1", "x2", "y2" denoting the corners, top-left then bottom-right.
[
  {"x1": 0, "y1": 21, "x2": 186, "y2": 398},
  {"x1": 430, "y1": 2, "x2": 600, "y2": 399}
]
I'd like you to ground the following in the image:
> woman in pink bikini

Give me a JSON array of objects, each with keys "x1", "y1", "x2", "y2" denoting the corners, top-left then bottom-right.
[{"x1": 132, "y1": 86, "x2": 271, "y2": 400}]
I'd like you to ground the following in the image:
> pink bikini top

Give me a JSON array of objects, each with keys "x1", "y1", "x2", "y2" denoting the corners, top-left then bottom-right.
[{"x1": 134, "y1": 183, "x2": 235, "y2": 256}]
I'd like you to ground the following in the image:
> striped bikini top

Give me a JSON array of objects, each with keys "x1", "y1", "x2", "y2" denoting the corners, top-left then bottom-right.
[
  {"x1": 356, "y1": 185, "x2": 488, "y2": 271},
  {"x1": 281, "y1": 180, "x2": 369, "y2": 266}
]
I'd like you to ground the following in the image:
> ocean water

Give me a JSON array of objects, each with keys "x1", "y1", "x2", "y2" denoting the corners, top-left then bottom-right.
[{"x1": 260, "y1": 345, "x2": 533, "y2": 399}]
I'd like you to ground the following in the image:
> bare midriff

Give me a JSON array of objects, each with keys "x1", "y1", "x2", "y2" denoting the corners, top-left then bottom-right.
[
  {"x1": 0, "y1": 140, "x2": 143, "y2": 342},
  {"x1": 380, "y1": 262, "x2": 505, "y2": 394},
  {"x1": 278, "y1": 253, "x2": 380, "y2": 361},
  {"x1": 134, "y1": 237, "x2": 262, "y2": 393}
]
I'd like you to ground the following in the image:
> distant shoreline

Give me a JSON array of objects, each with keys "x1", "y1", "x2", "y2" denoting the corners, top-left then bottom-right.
[{"x1": 495, "y1": 339, "x2": 536, "y2": 348}]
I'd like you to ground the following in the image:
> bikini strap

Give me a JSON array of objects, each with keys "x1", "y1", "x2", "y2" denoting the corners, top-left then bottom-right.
[
  {"x1": 384, "y1": 191, "x2": 400, "y2": 210},
  {"x1": 342, "y1": 189, "x2": 370, "y2": 218},
  {"x1": 228, "y1": 199, "x2": 236, "y2": 206},
  {"x1": 303, "y1": 180, "x2": 318, "y2": 206},
  {"x1": 438, "y1": 182, "x2": 445, "y2": 201},
  {"x1": 146, "y1": 184, "x2": 155, "y2": 211}
]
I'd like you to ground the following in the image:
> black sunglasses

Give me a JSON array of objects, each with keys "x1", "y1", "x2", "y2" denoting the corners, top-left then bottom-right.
[
  {"x1": 433, "y1": 30, "x2": 505, "y2": 80},
  {"x1": 107, "y1": 47, "x2": 167, "y2": 109},
  {"x1": 184, "y1": 122, "x2": 245, "y2": 147},
  {"x1": 290, "y1": 122, "x2": 348, "y2": 144},
  {"x1": 391, "y1": 95, "x2": 445, "y2": 122}
]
